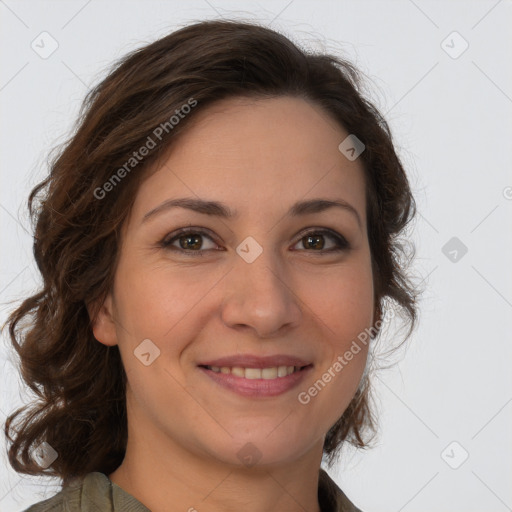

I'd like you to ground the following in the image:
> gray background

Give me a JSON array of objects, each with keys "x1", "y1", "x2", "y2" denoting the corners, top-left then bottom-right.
[{"x1": 1, "y1": 1, "x2": 511, "y2": 511}]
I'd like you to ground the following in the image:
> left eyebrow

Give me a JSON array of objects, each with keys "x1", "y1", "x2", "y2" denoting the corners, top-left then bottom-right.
[{"x1": 141, "y1": 197, "x2": 362, "y2": 229}]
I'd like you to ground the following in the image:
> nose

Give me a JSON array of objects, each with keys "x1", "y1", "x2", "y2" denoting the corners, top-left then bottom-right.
[{"x1": 220, "y1": 245, "x2": 302, "y2": 338}]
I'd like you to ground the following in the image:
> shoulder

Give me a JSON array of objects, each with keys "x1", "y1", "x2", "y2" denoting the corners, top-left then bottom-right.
[{"x1": 22, "y1": 472, "x2": 112, "y2": 512}]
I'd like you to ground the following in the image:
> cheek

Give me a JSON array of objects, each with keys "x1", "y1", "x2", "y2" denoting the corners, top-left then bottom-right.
[
  {"x1": 296, "y1": 272, "x2": 372, "y2": 427},
  {"x1": 300, "y1": 261, "x2": 373, "y2": 394},
  {"x1": 115, "y1": 249, "x2": 374, "y2": 344},
  {"x1": 113, "y1": 260, "x2": 212, "y2": 341},
  {"x1": 306, "y1": 261, "x2": 375, "y2": 339}
]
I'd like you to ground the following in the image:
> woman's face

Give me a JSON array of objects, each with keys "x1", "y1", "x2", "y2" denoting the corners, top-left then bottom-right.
[{"x1": 92, "y1": 96, "x2": 375, "y2": 468}]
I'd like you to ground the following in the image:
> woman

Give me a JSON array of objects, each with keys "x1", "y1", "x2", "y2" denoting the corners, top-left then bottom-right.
[{"x1": 3, "y1": 19, "x2": 417, "y2": 512}]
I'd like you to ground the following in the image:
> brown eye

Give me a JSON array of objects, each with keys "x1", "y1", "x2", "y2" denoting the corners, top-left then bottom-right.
[
  {"x1": 302, "y1": 234, "x2": 325, "y2": 250},
  {"x1": 160, "y1": 228, "x2": 219, "y2": 255},
  {"x1": 293, "y1": 229, "x2": 349, "y2": 252},
  {"x1": 160, "y1": 227, "x2": 349, "y2": 257},
  {"x1": 176, "y1": 233, "x2": 203, "y2": 250}
]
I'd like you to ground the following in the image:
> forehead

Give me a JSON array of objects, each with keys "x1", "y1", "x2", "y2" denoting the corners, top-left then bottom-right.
[{"x1": 129, "y1": 96, "x2": 367, "y2": 225}]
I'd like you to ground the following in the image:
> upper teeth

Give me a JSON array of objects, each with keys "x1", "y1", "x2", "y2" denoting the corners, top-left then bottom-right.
[{"x1": 207, "y1": 365, "x2": 299, "y2": 379}]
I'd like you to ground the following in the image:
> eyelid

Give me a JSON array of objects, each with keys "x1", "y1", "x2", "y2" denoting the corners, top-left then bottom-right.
[
  {"x1": 159, "y1": 226, "x2": 349, "y2": 254},
  {"x1": 293, "y1": 227, "x2": 350, "y2": 252}
]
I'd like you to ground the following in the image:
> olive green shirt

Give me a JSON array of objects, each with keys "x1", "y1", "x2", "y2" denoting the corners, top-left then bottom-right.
[{"x1": 23, "y1": 468, "x2": 363, "y2": 511}]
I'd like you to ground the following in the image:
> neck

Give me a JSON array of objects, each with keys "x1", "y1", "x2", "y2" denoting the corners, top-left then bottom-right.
[{"x1": 109, "y1": 411, "x2": 324, "y2": 512}]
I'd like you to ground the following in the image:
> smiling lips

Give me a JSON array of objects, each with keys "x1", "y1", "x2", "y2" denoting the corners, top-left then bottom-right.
[
  {"x1": 198, "y1": 354, "x2": 313, "y2": 397},
  {"x1": 198, "y1": 354, "x2": 312, "y2": 378},
  {"x1": 199, "y1": 354, "x2": 312, "y2": 368},
  {"x1": 205, "y1": 365, "x2": 300, "y2": 379}
]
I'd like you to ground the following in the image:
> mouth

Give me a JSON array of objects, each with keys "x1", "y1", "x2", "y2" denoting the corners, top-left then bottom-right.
[
  {"x1": 198, "y1": 364, "x2": 311, "y2": 379},
  {"x1": 197, "y1": 363, "x2": 314, "y2": 397}
]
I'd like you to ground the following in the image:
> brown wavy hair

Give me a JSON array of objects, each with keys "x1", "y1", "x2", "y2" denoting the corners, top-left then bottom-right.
[{"x1": 2, "y1": 19, "x2": 418, "y2": 487}]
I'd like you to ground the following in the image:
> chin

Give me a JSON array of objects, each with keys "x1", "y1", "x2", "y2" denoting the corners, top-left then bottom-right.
[{"x1": 202, "y1": 429, "x2": 318, "y2": 469}]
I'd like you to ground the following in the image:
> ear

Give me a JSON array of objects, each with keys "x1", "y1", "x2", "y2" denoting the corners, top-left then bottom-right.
[{"x1": 87, "y1": 292, "x2": 118, "y2": 347}]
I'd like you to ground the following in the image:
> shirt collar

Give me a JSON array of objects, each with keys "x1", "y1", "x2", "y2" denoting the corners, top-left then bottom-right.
[
  {"x1": 318, "y1": 468, "x2": 363, "y2": 512},
  {"x1": 86, "y1": 468, "x2": 362, "y2": 512}
]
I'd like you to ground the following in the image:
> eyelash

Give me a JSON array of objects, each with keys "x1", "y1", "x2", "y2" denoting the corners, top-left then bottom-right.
[{"x1": 159, "y1": 227, "x2": 350, "y2": 256}]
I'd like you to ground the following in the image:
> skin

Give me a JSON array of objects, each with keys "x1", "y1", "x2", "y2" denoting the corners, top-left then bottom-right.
[{"x1": 89, "y1": 96, "x2": 375, "y2": 512}]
